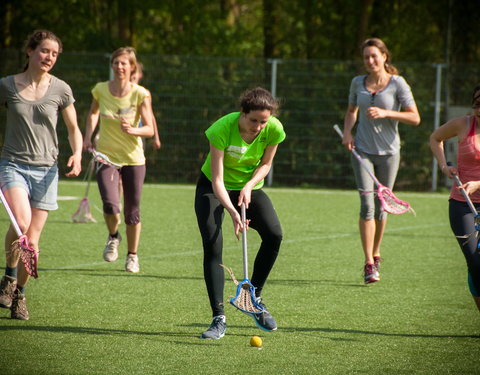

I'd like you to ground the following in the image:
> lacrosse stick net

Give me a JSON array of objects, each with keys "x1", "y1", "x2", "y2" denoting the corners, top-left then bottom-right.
[
  {"x1": 0, "y1": 189, "x2": 38, "y2": 278},
  {"x1": 333, "y1": 124, "x2": 415, "y2": 215},
  {"x1": 220, "y1": 203, "x2": 265, "y2": 314},
  {"x1": 72, "y1": 157, "x2": 97, "y2": 223}
]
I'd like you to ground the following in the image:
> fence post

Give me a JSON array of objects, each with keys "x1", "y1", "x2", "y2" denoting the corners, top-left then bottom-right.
[
  {"x1": 266, "y1": 58, "x2": 280, "y2": 186},
  {"x1": 431, "y1": 63, "x2": 445, "y2": 191}
]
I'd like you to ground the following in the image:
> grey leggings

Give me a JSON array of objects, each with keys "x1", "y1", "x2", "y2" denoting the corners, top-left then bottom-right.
[{"x1": 351, "y1": 150, "x2": 400, "y2": 220}]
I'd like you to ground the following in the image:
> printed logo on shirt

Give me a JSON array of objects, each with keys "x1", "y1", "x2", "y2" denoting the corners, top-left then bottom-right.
[{"x1": 226, "y1": 145, "x2": 247, "y2": 159}]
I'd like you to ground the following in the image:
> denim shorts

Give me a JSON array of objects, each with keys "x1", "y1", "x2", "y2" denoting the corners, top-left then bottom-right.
[{"x1": 0, "y1": 159, "x2": 59, "y2": 211}]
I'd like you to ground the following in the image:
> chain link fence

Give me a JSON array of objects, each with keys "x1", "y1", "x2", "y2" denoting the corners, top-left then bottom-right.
[{"x1": 1, "y1": 50, "x2": 479, "y2": 191}]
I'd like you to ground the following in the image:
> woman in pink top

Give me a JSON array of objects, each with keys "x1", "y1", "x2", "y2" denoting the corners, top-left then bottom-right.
[{"x1": 430, "y1": 84, "x2": 480, "y2": 312}]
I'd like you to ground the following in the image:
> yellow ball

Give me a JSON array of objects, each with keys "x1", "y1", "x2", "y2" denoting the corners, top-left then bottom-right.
[{"x1": 250, "y1": 336, "x2": 262, "y2": 347}]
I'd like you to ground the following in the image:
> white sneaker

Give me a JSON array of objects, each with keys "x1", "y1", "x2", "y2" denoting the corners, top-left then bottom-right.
[
  {"x1": 103, "y1": 234, "x2": 121, "y2": 262},
  {"x1": 125, "y1": 254, "x2": 139, "y2": 273}
]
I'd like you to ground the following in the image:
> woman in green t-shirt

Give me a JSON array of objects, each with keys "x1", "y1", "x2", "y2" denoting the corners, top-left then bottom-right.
[{"x1": 195, "y1": 87, "x2": 286, "y2": 339}]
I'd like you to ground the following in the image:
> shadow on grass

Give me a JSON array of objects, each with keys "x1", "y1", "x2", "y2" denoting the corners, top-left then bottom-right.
[
  {"x1": 269, "y1": 279, "x2": 366, "y2": 288},
  {"x1": 0, "y1": 324, "x2": 199, "y2": 338},
  {"x1": 0, "y1": 323, "x2": 244, "y2": 345},
  {"x1": 28, "y1": 268, "x2": 203, "y2": 281},
  {"x1": 280, "y1": 326, "x2": 480, "y2": 339}
]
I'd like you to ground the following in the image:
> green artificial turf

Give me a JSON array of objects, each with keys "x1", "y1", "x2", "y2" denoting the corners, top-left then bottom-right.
[{"x1": 0, "y1": 182, "x2": 478, "y2": 374}]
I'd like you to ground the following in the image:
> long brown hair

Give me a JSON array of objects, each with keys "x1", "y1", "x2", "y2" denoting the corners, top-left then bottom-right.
[
  {"x1": 361, "y1": 38, "x2": 398, "y2": 75},
  {"x1": 23, "y1": 30, "x2": 63, "y2": 71}
]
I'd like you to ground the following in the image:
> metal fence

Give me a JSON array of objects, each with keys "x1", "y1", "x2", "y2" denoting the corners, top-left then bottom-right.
[{"x1": 1, "y1": 50, "x2": 479, "y2": 191}]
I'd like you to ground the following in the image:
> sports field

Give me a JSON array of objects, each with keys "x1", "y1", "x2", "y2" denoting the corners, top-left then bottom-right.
[{"x1": 0, "y1": 182, "x2": 479, "y2": 375}]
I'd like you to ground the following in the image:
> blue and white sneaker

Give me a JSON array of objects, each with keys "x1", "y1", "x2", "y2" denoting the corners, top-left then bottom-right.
[
  {"x1": 251, "y1": 298, "x2": 277, "y2": 331},
  {"x1": 201, "y1": 315, "x2": 226, "y2": 339}
]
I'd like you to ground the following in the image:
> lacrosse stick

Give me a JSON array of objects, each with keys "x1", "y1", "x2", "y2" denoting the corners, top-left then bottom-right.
[
  {"x1": 0, "y1": 189, "x2": 38, "y2": 278},
  {"x1": 71, "y1": 156, "x2": 97, "y2": 223},
  {"x1": 333, "y1": 124, "x2": 415, "y2": 215},
  {"x1": 221, "y1": 203, "x2": 265, "y2": 315},
  {"x1": 447, "y1": 162, "x2": 480, "y2": 246},
  {"x1": 89, "y1": 148, "x2": 122, "y2": 169}
]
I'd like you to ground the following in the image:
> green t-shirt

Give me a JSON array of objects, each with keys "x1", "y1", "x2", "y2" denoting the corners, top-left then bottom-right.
[{"x1": 201, "y1": 112, "x2": 286, "y2": 190}]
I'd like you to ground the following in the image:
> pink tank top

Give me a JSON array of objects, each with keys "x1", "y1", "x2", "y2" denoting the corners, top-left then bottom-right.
[{"x1": 450, "y1": 116, "x2": 480, "y2": 203}]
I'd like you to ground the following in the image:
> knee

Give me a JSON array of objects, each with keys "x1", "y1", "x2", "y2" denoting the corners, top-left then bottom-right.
[
  {"x1": 103, "y1": 202, "x2": 120, "y2": 215},
  {"x1": 125, "y1": 213, "x2": 140, "y2": 225},
  {"x1": 360, "y1": 206, "x2": 374, "y2": 220},
  {"x1": 263, "y1": 226, "x2": 283, "y2": 249},
  {"x1": 359, "y1": 194, "x2": 375, "y2": 220}
]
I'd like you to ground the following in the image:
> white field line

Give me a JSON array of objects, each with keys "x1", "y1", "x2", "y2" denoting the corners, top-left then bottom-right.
[{"x1": 49, "y1": 222, "x2": 446, "y2": 271}]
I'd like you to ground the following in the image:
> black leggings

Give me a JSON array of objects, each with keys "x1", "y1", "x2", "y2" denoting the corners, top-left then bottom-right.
[
  {"x1": 449, "y1": 199, "x2": 480, "y2": 296},
  {"x1": 194, "y1": 173, "x2": 283, "y2": 317}
]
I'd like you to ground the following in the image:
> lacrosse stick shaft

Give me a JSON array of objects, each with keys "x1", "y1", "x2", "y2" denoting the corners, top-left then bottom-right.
[
  {"x1": 84, "y1": 157, "x2": 95, "y2": 198},
  {"x1": 0, "y1": 188, "x2": 23, "y2": 237},
  {"x1": 447, "y1": 163, "x2": 479, "y2": 216},
  {"x1": 241, "y1": 203, "x2": 248, "y2": 279},
  {"x1": 333, "y1": 124, "x2": 382, "y2": 187}
]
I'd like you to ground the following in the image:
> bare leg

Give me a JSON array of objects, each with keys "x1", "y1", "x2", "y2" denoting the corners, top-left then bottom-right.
[
  {"x1": 359, "y1": 218, "x2": 375, "y2": 264},
  {"x1": 104, "y1": 213, "x2": 121, "y2": 235},
  {"x1": 372, "y1": 218, "x2": 388, "y2": 259},
  {"x1": 126, "y1": 223, "x2": 141, "y2": 254}
]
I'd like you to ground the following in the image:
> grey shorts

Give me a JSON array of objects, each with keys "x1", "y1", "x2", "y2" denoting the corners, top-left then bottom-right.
[
  {"x1": 0, "y1": 159, "x2": 59, "y2": 211},
  {"x1": 351, "y1": 151, "x2": 400, "y2": 220}
]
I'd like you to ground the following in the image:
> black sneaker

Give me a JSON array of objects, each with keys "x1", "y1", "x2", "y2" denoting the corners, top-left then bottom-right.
[
  {"x1": 200, "y1": 316, "x2": 226, "y2": 339},
  {"x1": 251, "y1": 298, "x2": 277, "y2": 331}
]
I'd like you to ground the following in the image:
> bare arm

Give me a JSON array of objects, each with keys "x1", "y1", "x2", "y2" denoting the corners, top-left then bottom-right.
[
  {"x1": 342, "y1": 105, "x2": 358, "y2": 150},
  {"x1": 239, "y1": 144, "x2": 279, "y2": 208},
  {"x1": 61, "y1": 103, "x2": 83, "y2": 177},
  {"x1": 120, "y1": 96, "x2": 154, "y2": 137},
  {"x1": 83, "y1": 98, "x2": 100, "y2": 151},
  {"x1": 210, "y1": 145, "x2": 243, "y2": 238},
  {"x1": 429, "y1": 116, "x2": 468, "y2": 178},
  {"x1": 151, "y1": 111, "x2": 161, "y2": 149},
  {"x1": 367, "y1": 104, "x2": 421, "y2": 126}
]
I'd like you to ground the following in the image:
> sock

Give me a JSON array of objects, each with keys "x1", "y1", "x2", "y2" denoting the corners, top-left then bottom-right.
[
  {"x1": 16, "y1": 285, "x2": 25, "y2": 294},
  {"x1": 127, "y1": 252, "x2": 137, "y2": 257},
  {"x1": 373, "y1": 256, "x2": 381, "y2": 263},
  {"x1": 5, "y1": 266, "x2": 17, "y2": 278},
  {"x1": 215, "y1": 315, "x2": 226, "y2": 322},
  {"x1": 109, "y1": 232, "x2": 119, "y2": 239}
]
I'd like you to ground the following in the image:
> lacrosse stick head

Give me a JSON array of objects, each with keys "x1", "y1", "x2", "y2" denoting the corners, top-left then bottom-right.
[
  {"x1": 13, "y1": 235, "x2": 38, "y2": 278},
  {"x1": 377, "y1": 185, "x2": 415, "y2": 215},
  {"x1": 72, "y1": 198, "x2": 97, "y2": 223},
  {"x1": 229, "y1": 279, "x2": 265, "y2": 314}
]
